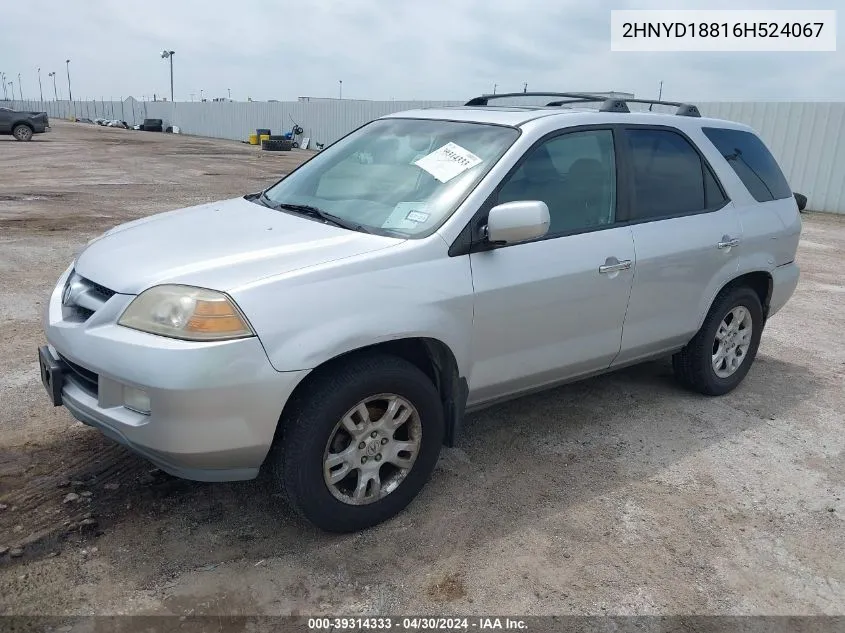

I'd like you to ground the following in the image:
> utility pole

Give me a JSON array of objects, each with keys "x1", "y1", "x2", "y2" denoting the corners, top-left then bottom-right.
[
  {"x1": 37, "y1": 67, "x2": 43, "y2": 101},
  {"x1": 650, "y1": 80, "x2": 664, "y2": 111}
]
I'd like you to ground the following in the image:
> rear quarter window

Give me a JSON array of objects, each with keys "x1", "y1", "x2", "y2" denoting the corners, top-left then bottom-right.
[{"x1": 702, "y1": 127, "x2": 792, "y2": 202}]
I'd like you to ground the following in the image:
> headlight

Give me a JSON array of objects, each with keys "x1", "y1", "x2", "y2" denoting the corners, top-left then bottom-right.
[{"x1": 118, "y1": 285, "x2": 254, "y2": 341}]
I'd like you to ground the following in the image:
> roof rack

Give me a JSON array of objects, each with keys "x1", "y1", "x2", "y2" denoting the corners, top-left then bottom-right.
[{"x1": 464, "y1": 92, "x2": 701, "y2": 118}]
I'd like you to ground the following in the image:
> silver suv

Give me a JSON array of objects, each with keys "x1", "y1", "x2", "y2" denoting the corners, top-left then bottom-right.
[{"x1": 39, "y1": 93, "x2": 802, "y2": 532}]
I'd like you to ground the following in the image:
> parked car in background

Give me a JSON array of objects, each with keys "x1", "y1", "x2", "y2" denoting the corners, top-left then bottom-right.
[
  {"x1": 38, "y1": 92, "x2": 802, "y2": 533},
  {"x1": 0, "y1": 107, "x2": 50, "y2": 141}
]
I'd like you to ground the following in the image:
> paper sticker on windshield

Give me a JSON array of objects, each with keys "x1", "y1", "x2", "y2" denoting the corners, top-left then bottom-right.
[
  {"x1": 414, "y1": 142, "x2": 483, "y2": 183},
  {"x1": 383, "y1": 202, "x2": 429, "y2": 230}
]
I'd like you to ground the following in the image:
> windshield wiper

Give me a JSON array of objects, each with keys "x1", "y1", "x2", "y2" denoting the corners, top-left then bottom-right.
[{"x1": 272, "y1": 202, "x2": 372, "y2": 234}]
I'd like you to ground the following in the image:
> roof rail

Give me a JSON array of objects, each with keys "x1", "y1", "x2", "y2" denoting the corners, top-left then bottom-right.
[{"x1": 464, "y1": 92, "x2": 701, "y2": 118}]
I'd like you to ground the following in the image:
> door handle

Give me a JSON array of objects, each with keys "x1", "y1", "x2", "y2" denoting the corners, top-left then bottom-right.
[
  {"x1": 599, "y1": 259, "x2": 632, "y2": 274},
  {"x1": 717, "y1": 237, "x2": 741, "y2": 249}
]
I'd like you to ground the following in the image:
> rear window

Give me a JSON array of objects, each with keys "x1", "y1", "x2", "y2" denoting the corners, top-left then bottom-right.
[{"x1": 702, "y1": 127, "x2": 792, "y2": 202}]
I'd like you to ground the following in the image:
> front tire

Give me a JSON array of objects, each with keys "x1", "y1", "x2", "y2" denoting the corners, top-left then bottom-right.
[
  {"x1": 13, "y1": 124, "x2": 33, "y2": 141},
  {"x1": 272, "y1": 354, "x2": 444, "y2": 532},
  {"x1": 672, "y1": 286, "x2": 764, "y2": 396}
]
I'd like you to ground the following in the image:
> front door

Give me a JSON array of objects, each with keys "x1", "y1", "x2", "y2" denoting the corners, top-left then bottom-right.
[{"x1": 467, "y1": 128, "x2": 636, "y2": 406}]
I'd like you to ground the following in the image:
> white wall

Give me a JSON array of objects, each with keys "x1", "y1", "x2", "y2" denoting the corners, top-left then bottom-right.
[{"x1": 8, "y1": 98, "x2": 845, "y2": 214}]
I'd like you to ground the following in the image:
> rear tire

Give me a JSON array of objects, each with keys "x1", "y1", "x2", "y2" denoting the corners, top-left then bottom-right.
[
  {"x1": 672, "y1": 286, "x2": 764, "y2": 396},
  {"x1": 271, "y1": 354, "x2": 444, "y2": 532},
  {"x1": 12, "y1": 124, "x2": 33, "y2": 141}
]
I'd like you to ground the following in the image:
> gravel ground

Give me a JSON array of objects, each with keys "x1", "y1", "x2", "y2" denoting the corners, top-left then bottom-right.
[{"x1": 0, "y1": 121, "x2": 843, "y2": 617}]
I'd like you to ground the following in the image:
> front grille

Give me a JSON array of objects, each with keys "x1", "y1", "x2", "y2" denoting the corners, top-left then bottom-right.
[
  {"x1": 73, "y1": 306, "x2": 95, "y2": 320},
  {"x1": 59, "y1": 354, "x2": 98, "y2": 396},
  {"x1": 62, "y1": 271, "x2": 116, "y2": 321},
  {"x1": 85, "y1": 280, "x2": 115, "y2": 303}
]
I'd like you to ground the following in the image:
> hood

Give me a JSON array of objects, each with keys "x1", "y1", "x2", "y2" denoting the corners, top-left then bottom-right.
[{"x1": 73, "y1": 196, "x2": 402, "y2": 294}]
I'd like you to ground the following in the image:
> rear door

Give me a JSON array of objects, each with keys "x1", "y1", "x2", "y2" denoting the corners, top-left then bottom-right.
[
  {"x1": 467, "y1": 127, "x2": 636, "y2": 405},
  {"x1": 0, "y1": 108, "x2": 12, "y2": 133},
  {"x1": 701, "y1": 126, "x2": 802, "y2": 269},
  {"x1": 613, "y1": 126, "x2": 742, "y2": 366}
]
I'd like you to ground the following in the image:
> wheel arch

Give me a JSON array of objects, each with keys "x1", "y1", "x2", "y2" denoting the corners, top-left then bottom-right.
[
  {"x1": 274, "y1": 337, "x2": 467, "y2": 452},
  {"x1": 13, "y1": 121, "x2": 35, "y2": 131},
  {"x1": 699, "y1": 270, "x2": 773, "y2": 330}
]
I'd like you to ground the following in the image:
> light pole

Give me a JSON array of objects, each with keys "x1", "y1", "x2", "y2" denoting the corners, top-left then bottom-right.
[
  {"x1": 8, "y1": 82, "x2": 14, "y2": 102},
  {"x1": 1, "y1": 72, "x2": 6, "y2": 100},
  {"x1": 160, "y1": 50, "x2": 175, "y2": 102},
  {"x1": 227, "y1": 88, "x2": 231, "y2": 100},
  {"x1": 523, "y1": 82, "x2": 528, "y2": 93},
  {"x1": 493, "y1": 83, "x2": 497, "y2": 94},
  {"x1": 37, "y1": 67, "x2": 43, "y2": 102},
  {"x1": 339, "y1": 80, "x2": 342, "y2": 99},
  {"x1": 65, "y1": 60, "x2": 73, "y2": 101},
  {"x1": 200, "y1": 89, "x2": 204, "y2": 102},
  {"x1": 17, "y1": 74, "x2": 23, "y2": 100},
  {"x1": 48, "y1": 72, "x2": 58, "y2": 100}
]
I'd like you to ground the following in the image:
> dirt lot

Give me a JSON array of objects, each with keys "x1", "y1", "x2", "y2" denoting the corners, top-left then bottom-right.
[{"x1": 1, "y1": 121, "x2": 843, "y2": 617}]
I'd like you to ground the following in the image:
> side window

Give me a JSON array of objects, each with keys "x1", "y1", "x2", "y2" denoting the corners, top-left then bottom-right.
[
  {"x1": 702, "y1": 127, "x2": 792, "y2": 202},
  {"x1": 497, "y1": 130, "x2": 616, "y2": 235},
  {"x1": 626, "y1": 128, "x2": 726, "y2": 221}
]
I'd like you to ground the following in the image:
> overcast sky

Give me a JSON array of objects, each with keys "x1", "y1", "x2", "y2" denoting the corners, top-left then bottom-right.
[{"x1": 2, "y1": 0, "x2": 842, "y2": 103}]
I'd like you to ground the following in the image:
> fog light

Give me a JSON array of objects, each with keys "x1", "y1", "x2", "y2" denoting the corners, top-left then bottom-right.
[{"x1": 123, "y1": 386, "x2": 151, "y2": 415}]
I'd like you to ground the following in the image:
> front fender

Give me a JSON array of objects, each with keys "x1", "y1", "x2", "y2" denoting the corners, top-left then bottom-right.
[
  {"x1": 266, "y1": 305, "x2": 470, "y2": 374},
  {"x1": 231, "y1": 248, "x2": 474, "y2": 377}
]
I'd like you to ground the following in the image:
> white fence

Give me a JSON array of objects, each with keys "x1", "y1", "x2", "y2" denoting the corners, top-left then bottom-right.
[
  {"x1": 7, "y1": 98, "x2": 463, "y2": 149},
  {"x1": 6, "y1": 98, "x2": 845, "y2": 214}
]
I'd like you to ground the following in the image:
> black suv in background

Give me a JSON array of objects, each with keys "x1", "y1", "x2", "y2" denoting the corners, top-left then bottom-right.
[{"x1": 0, "y1": 106, "x2": 50, "y2": 141}]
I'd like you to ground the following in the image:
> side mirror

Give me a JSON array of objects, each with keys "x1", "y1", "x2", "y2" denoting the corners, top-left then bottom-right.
[
  {"x1": 793, "y1": 192, "x2": 807, "y2": 212},
  {"x1": 486, "y1": 200, "x2": 550, "y2": 244}
]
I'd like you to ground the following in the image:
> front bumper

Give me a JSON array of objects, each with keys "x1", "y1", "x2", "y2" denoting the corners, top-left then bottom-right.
[{"x1": 42, "y1": 267, "x2": 309, "y2": 481}]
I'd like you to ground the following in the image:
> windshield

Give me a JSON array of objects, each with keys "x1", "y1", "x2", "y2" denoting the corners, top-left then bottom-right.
[{"x1": 263, "y1": 118, "x2": 519, "y2": 237}]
